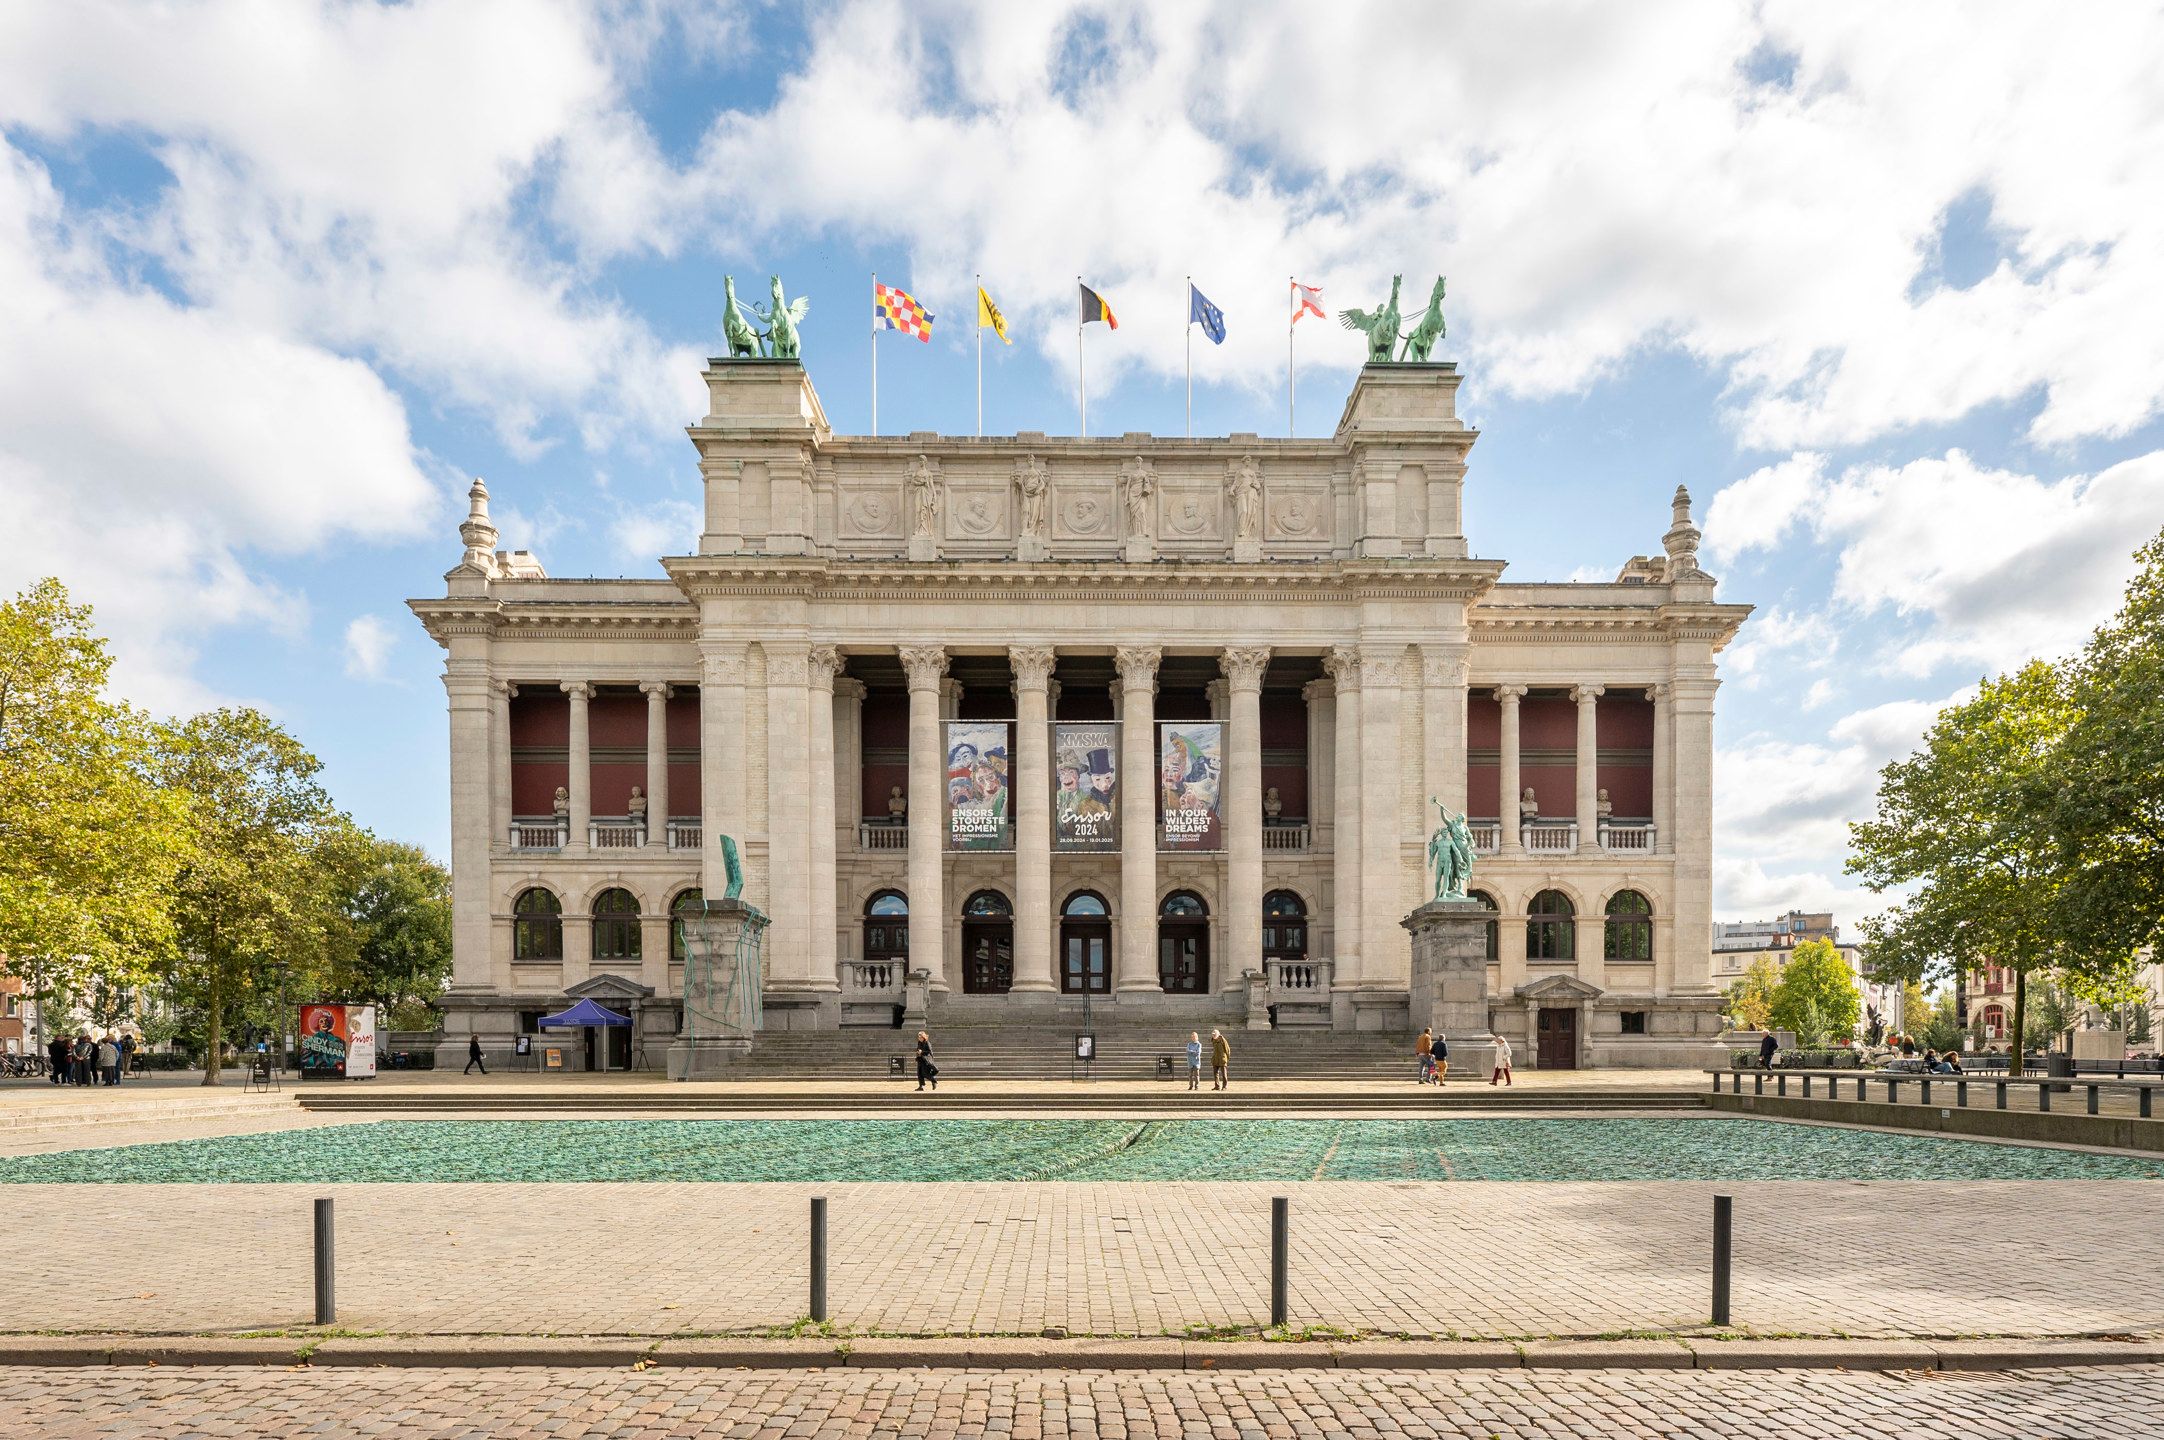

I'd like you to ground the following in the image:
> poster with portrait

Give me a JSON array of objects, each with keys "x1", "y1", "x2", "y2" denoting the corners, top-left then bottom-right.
[
  {"x1": 1052, "y1": 723, "x2": 1119, "y2": 851},
  {"x1": 945, "y1": 720, "x2": 1013, "y2": 850},
  {"x1": 1158, "y1": 722, "x2": 1224, "y2": 850},
  {"x1": 297, "y1": 1003, "x2": 349, "y2": 1079},
  {"x1": 346, "y1": 1003, "x2": 378, "y2": 1079}
]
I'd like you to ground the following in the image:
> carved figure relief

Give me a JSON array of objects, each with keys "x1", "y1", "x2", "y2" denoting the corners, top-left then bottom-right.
[
  {"x1": 844, "y1": 491, "x2": 894, "y2": 535},
  {"x1": 1273, "y1": 494, "x2": 1318, "y2": 536},
  {"x1": 1062, "y1": 493, "x2": 1111, "y2": 535},
  {"x1": 1012, "y1": 455, "x2": 1049, "y2": 539},
  {"x1": 1117, "y1": 456, "x2": 1156, "y2": 538},
  {"x1": 905, "y1": 455, "x2": 942, "y2": 538},
  {"x1": 1166, "y1": 492, "x2": 1213, "y2": 536},
  {"x1": 954, "y1": 493, "x2": 999, "y2": 536},
  {"x1": 1227, "y1": 456, "x2": 1262, "y2": 541}
]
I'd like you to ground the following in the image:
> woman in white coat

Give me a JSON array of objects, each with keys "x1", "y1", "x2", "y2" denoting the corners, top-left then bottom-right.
[{"x1": 1490, "y1": 1034, "x2": 1513, "y2": 1087}]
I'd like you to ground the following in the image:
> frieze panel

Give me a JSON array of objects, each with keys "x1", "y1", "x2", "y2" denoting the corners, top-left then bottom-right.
[
  {"x1": 1266, "y1": 488, "x2": 1330, "y2": 545},
  {"x1": 944, "y1": 486, "x2": 1011, "y2": 541},
  {"x1": 838, "y1": 486, "x2": 904, "y2": 540},
  {"x1": 1053, "y1": 483, "x2": 1118, "y2": 541},
  {"x1": 1158, "y1": 486, "x2": 1222, "y2": 540}
]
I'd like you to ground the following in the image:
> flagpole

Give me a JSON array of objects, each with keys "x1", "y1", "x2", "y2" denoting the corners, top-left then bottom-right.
[
  {"x1": 1287, "y1": 275, "x2": 1295, "y2": 438},
  {"x1": 1185, "y1": 275, "x2": 1193, "y2": 439},
  {"x1": 1077, "y1": 275, "x2": 1086, "y2": 438},
  {"x1": 975, "y1": 272, "x2": 983, "y2": 438},
  {"x1": 870, "y1": 271, "x2": 879, "y2": 437}
]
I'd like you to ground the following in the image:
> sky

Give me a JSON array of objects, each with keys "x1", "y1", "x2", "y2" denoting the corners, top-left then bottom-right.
[{"x1": 4, "y1": 0, "x2": 2164, "y2": 927}]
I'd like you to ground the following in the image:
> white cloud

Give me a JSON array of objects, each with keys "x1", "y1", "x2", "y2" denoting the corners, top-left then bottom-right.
[
  {"x1": 607, "y1": 499, "x2": 703, "y2": 567},
  {"x1": 1703, "y1": 454, "x2": 1826, "y2": 566},
  {"x1": 1722, "y1": 604, "x2": 1837, "y2": 686},
  {"x1": 342, "y1": 615, "x2": 398, "y2": 681}
]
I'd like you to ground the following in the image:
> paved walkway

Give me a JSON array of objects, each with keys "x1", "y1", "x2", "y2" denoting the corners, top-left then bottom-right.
[
  {"x1": 2, "y1": 1179, "x2": 2155, "y2": 1338},
  {"x1": 7, "y1": 1363, "x2": 2159, "y2": 1439}
]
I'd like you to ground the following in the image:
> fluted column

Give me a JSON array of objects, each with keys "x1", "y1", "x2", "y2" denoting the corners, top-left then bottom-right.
[
  {"x1": 765, "y1": 644, "x2": 813, "y2": 987},
  {"x1": 807, "y1": 647, "x2": 842, "y2": 992},
  {"x1": 1650, "y1": 683, "x2": 1673, "y2": 855},
  {"x1": 490, "y1": 680, "x2": 515, "y2": 845},
  {"x1": 1495, "y1": 685, "x2": 1526, "y2": 855},
  {"x1": 1223, "y1": 647, "x2": 1270, "y2": 992},
  {"x1": 697, "y1": 642, "x2": 748, "y2": 901},
  {"x1": 641, "y1": 682, "x2": 671, "y2": 848},
  {"x1": 1323, "y1": 648, "x2": 1362, "y2": 984},
  {"x1": 1573, "y1": 683, "x2": 1604, "y2": 854},
  {"x1": 562, "y1": 681, "x2": 593, "y2": 852},
  {"x1": 1115, "y1": 646, "x2": 1161, "y2": 992},
  {"x1": 900, "y1": 645, "x2": 950, "y2": 990},
  {"x1": 1010, "y1": 646, "x2": 1058, "y2": 993},
  {"x1": 1358, "y1": 645, "x2": 1405, "y2": 988},
  {"x1": 1421, "y1": 647, "x2": 1467, "y2": 818}
]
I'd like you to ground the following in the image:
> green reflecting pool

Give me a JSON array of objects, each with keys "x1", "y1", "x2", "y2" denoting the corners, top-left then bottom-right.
[{"x1": 3, "y1": 1118, "x2": 2159, "y2": 1183}]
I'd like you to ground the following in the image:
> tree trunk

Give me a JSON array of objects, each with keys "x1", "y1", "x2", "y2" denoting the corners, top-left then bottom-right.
[
  {"x1": 2010, "y1": 967, "x2": 2027, "y2": 1078},
  {"x1": 201, "y1": 960, "x2": 223, "y2": 1087}
]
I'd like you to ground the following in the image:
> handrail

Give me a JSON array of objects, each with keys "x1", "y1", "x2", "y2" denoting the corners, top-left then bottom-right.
[{"x1": 1702, "y1": 1066, "x2": 2162, "y2": 1119}]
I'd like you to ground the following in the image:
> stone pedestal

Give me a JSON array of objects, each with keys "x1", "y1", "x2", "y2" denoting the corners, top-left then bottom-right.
[
  {"x1": 1403, "y1": 898, "x2": 1499, "y2": 1078},
  {"x1": 903, "y1": 967, "x2": 931, "y2": 1027},
  {"x1": 1018, "y1": 536, "x2": 1049, "y2": 562},
  {"x1": 667, "y1": 902, "x2": 759, "y2": 1078},
  {"x1": 1123, "y1": 536, "x2": 1154, "y2": 563},
  {"x1": 908, "y1": 534, "x2": 938, "y2": 562},
  {"x1": 1232, "y1": 538, "x2": 1261, "y2": 564},
  {"x1": 1243, "y1": 969, "x2": 1269, "y2": 1031}
]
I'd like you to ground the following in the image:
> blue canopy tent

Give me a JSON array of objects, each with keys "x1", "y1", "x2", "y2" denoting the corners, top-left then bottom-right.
[{"x1": 537, "y1": 998, "x2": 631, "y2": 1073}]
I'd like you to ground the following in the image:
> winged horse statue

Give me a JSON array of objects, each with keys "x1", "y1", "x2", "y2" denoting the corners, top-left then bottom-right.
[{"x1": 1337, "y1": 275, "x2": 1403, "y2": 364}]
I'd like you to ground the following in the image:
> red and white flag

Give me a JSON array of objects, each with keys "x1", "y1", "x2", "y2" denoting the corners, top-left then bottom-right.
[{"x1": 1291, "y1": 281, "x2": 1325, "y2": 323}]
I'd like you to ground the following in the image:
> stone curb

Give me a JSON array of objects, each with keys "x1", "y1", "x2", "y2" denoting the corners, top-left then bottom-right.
[{"x1": 4, "y1": 1335, "x2": 2163, "y2": 1372}]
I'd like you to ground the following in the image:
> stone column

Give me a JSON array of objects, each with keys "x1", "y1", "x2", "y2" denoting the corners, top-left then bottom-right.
[
  {"x1": 1303, "y1": 677, "x2": 1335, "y2": 844},
  {"x1": 1573, "y1": 684, "x2": 1604, "y2": 854},
  {"x1": 1495, "y1": 685, "x2": 1526, "y2": 854},
  {"x1": 1323, "y1": 648, "x2": 1362, "y2": 985},
  {"x1": 697, "y1": 642, "x2": 748, "y2": 901},
  {"x1": 490, "y1": 680, "x2": 515, "y2": 845},
  {"x1": 807, "y1": 647, "x2": 842, "y2": 992},
  {"x1": 1011, "y1": 646, "x2": 1058, "y2": 993},
  {"x1": 1223, "y1": 646, "x2": 1271, "y2": 993},
  {"x1": 838, "y1": 677, "x2": 867, "y2": 834},
  {"x1": 641, "y1": 682, "x2": 671, "y2": 848},
  {"x1": 446, "y1": 661, "x2": 494, "y2": 990},
  {"x1": 899, "y1": 645, "x2": 950, "y2": 990},
  {"x1": 1650, "y1": 683, "x2": 1673, "y2": 856},
  {"x1": 562, "y1": 681, "x2": 593, "y2": 852},
  {"x1": 1421, "y1": 647, "x2": 1467, "y2": 818},
  {"x1": 764, "y1": 644, "x2": 813, "y2": 988},
  {"x1": 1114, "y1": 645, "x2": 1162, "y2": 992},
  {"x1": 1358, "y1": 645, "x2": 1405, "y2": 989}
]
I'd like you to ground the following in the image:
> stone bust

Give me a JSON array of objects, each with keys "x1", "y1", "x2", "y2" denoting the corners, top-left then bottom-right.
[
  {"x1": 1519, "y1": 785, "x2": 1538, "y2": 822},
  {"x1": 1263, "y1": 785, "x2": 1283, "y2": 821},
  {"x1": 1596, "y1": 786, "x2": 1613, "y2": 820},
  {"x1": 628, "y1": 785, "x2": 648, "y2": 825},
  {"x1": 552, "y1": 785, "x2": 570, "y2": 819},
  {"x1": 888, "y1": 785, "x2": 907, "y2": 819}
]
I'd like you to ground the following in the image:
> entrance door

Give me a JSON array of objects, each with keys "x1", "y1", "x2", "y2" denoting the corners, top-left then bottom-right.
[
  {"x1": 1536, "y1": 1008, "x2": 1577, "y2": 1069},
  {"x1": 960, "y1": 890, "x2": 1014, "y2": 994},
  {"x1": 1157, "y1": 891, "x2": 1210, "y2": 994},
  {"x1": 1060, "y1": 891, "x2": 1111, "y2": 994}
]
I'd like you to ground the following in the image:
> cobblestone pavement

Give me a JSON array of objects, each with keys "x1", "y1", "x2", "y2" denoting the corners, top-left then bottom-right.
[
  {"x1": 7, "y1": 1363, "x2": 2161, "y2": 1439},
  {"x1": 2, "y1": 1180, "x2": 2157, "y2": 1337}
]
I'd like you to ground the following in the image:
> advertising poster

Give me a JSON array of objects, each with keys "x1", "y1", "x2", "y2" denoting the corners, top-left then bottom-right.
[
  {"x1": 1158, "y1": 722, "x2": 1224, "y2": 850},
  {"x1": 346, "y1": 1004, "x2": 378, "y2": 1079},
  {"x1": 1052, "y1": 723, "x2": 1119, "y2": 851},
  {"x1": 298, "y1": 1004, "x2": 349, "y2": 1079},
  {"x1": 945, "y1": 721, "x2": 1012, "y2": 850}
]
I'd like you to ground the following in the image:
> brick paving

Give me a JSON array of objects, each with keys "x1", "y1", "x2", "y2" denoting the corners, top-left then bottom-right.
[
  {"x1": 6, "y1": 1362, "x2": 2161, "y2": 1439},
  {"x1": 2, "y1": 1179, "x2": 2157, "y2": 1338}
]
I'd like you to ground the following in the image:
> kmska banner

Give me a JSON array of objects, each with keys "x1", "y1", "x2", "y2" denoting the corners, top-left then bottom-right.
[
  {"x1": 297, "y1": 1003, "x2": 379, "y2": 1080},
  {"x1": 1052, "y1": 722, "x2": 1119, "y2": 851},
  {"x1": 1158, "y1": 722, "x2": 1224, "y2": 850},
  {"x1": 946, "y1": 721, "x2": 1013, "y2": 850}
]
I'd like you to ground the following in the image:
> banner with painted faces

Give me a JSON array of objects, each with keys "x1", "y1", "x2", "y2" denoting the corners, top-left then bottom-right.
[
  {"x1": 1158, "y1": 722, "x2": 1224, "y2": 850},
  {"x1": 1052, "y1": 723, "x2": 1119, "y2": 851},
  {"x1": 945, "y1": 721, "x2": 1013, "y2": 850}
]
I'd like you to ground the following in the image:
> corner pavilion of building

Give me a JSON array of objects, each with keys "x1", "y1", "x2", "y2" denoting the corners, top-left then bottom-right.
[{"x1": 411, "y1": 358, "x2": 1751, "y2": 1070}]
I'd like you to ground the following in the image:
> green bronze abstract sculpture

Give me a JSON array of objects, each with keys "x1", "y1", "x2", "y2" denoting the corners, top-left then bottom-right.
[
  {"x1": 720, "y1": 833, "x2": 746, "y2": 901},
  {"x1": 1338, "y1": 274, "x2": 1404, "y2": 364},
  {"x1": 1398, "y1": 275, "x2": 1446, "y2": 362},
  {"x1": 1426, "y1": 798, "x2": 1476, "y2": 902}
]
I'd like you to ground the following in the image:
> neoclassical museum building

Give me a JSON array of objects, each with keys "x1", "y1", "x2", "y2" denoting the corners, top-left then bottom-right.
[{"x1": 411, "y1": 358, "x2": 1750, "y2": 1068}]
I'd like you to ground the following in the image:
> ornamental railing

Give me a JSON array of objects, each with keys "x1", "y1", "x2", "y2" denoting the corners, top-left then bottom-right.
[
  {"x1": 1521, "y1": 821, "x2": 1578, "y2": 854},
  {"x1": 1598, "y1": 821, "x2": 1656, "y2": 854},
  {"x1": 590, "y1": 819, "x2": 643, "y2": 849},
  {"x1": 1262, "y1": 824, "x2": 1310, "y2": 852},
  {"x1": 859, "y1": 822, "x2": 910, "y2": 851},
  {"x1": 667, "y1": 819, "x2": 702, "y2": 851},
  {"x1": 1467, "y1": 821, "x2": 1502, "y2": 855},
  {"x1": 509, "y1": 819, "x2": 565, "y2": 851},
  {"x1": 842, "y1": 961, "x2": 902, "y2": 994}
]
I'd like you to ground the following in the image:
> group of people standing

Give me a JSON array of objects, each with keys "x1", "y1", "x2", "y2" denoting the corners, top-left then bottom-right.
[
  {"x1": 1415, "y1": 1027, "x2": 1513, "y2": 1086},
  {"x1": 47, "y1": 1031, "x2": 131, "y2": 1086}
]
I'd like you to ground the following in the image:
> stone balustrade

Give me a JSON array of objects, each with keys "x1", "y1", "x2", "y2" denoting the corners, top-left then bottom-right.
[{"x1": 1261, "y1": 823, "x2": 1310, "y2": 852}]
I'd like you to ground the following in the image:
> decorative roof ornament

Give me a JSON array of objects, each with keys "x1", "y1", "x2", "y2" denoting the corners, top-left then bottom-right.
[
  {"x1": 457, "y1": 477, "x2": 499, "y2": 575},
  {"x1": 1663, "y1": 485, "x2": 1710, "y2": 582},
  {"x1": 1338, "y1": 275, "x2": 1404, "y2": 364},
  {"x1": 1398, "y1": 276, "x2": 1446, "y2": 362}
]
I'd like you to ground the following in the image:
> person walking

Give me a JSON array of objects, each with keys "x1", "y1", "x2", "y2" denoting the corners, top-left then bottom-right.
[
  {"x1": 1490, "y1": 1034, "x2": 1513, "y2": 1087},
  {"x1": 97, "y1": 1034, "x2": 120, "y2": 1086},
  {"x1": 1185, "y1": 1031, "x2": 1203, "y2": 1091},
  {"x1": 1415, "y1": 1027, "x2": 1434, "y2": 1084},
  {"x1": 915, "y1": 1030, "x2": 938, "y2": 1092},
  {"x1": 1433, "y1": 1033, "x2": 1449, "y2": 1086},
  {"x1": 1759, "y1": 1030, "x2": 1778, "y2": 1070},
  {"x1": 465, "y1": 1034, "x2": 488, "y2": 1076},
  {"x1": 1209, "y1": 1029, "x2": 1230, "y2": 1091},
  {"x1": 117, "y1": 1031, "x2": 135, "y2": 1082}
]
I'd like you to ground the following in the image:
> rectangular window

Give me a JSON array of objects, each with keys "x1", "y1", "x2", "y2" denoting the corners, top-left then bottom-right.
[
  {"x1": 518, "y1": 1010, "x2": 545, "y2": 1035},
  {"x1": 1621, "y1": 1011, "x2": 1647, "y2": 1035}
]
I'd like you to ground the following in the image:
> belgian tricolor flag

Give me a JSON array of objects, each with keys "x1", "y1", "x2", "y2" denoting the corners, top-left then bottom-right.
[{"x1": 1078, "y1": 283, "x2": 1119, "y2": 329}]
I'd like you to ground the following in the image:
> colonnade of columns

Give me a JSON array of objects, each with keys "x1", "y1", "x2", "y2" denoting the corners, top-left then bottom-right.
[{"x1": 1487, "y1": 682, "x2": 1675, "y2": 856}]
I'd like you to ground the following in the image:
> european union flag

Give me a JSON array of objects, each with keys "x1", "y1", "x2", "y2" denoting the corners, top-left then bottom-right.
[{"x1": 1189, "y1": 283, "x2": 1225, "y2": 345}]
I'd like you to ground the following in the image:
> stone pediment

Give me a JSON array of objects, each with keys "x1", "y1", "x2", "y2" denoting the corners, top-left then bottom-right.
[
  {"x1": 1514, "y1": 973, "x2": 1603, "y2": 1001},
  {"x1": 567, "y1": 973, "x2": 655, "y2": 1002}
]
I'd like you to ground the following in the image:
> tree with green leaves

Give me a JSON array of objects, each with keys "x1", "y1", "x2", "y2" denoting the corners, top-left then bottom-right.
[
  {"x1": 0, "y1": 579, "x2": 192, "y2": 1033},
  {"x1": 321, "y1": 830, "x2": 452, "y2": 1018},
  {"x1": 1916, "y1": 988, "x2": 1965, "y2": 1053},
  {"x1": 1848, "y1": 661, "x2": 2086, "y2": 1075},
  {"x1": 164, "y1": 708, "x2": 342, "y2": 1085},
  {"x1": 1722, "y1": 955, "x2": 1780, "y2": 1032},
  {"x1": 1768, "y1": 938, "x2": 1861, "y2": 1042}
]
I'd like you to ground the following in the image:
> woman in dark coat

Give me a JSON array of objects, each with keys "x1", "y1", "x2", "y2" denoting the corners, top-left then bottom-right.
[{"x1": 914, "y1": 1031, "x2": 937, "y2": 1092}]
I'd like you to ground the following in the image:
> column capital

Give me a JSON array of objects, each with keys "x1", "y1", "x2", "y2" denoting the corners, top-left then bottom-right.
[
  {"x1": 1113, "y1": 645, "x2": 1162, "y2": 691},
  {"x1": 699, "y1": 642, "x2": 750, "y2": 685},
  {"x1": 1571, "y1": 683, "x2": 1606, "y2": 705},
  {"x1": 1220, "y1": 645, "x2": 1271, "y2": 691},
  {"x1": 1322, "y1": 645, "x2": 1360, "y2": 687},
  {"x1": 1493, "y1": 683, "x2": 1529, "y2": 703},
  {"x1": 638, "y1": 681, "x2": 673, "y2": 700},
  {"x1": 837, "y1": 675, "x2": 868, "y2": 701},
  {"x1": 1420, "y1": 645, "x2": 1469, "y2": 689},
  {"x1": 491, "y1": 678, "x2": 519, "y2": 699},
  {"x1": 1009, "y1": 645, "x2": 1058, "y2": 690},
  {"x1": 807, "y1": 645, "x2": 844, "y2": 691},
  {"x1": 1357, "y1": 644, "x2": 1405, "y2": 687},
  {"x1": 898, "y1": 644, "x2": 948, "y2": 690},
  {"x1": 1646, "y1": 681, "x2": 1670, "y2": 704},
  {"x1": 765, "y1": 644, "x2": 811, "y2": 687},
  {"x1": 1301, "y1": 676, "x2": 1334, "y2": 703},
  {"x1": 559, "y1": 680, "x2": 595, "y2": 700}
]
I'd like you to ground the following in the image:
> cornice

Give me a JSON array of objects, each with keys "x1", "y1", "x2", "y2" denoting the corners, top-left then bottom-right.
[{"x1": 661, "y1": 554, "x2": 1507, "y2": 603}]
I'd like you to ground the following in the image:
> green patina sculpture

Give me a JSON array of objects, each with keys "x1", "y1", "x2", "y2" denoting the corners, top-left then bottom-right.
[
  {"x1": 752, "y1": 275, "x2": 811, "y2": 360},
  {"x1": 1426, "y1": 798, "x2": 1476, "y2": 902},
  {"x1": 1338, "y1": 274, "x2": 1403, "y2": 364},
  {"x1": 720, "y1": 833, "x2": 745, "y2": 901},
  {"x1": 1398, "y1": 275, "x2": 1446, "y2": 362},
  {"x1": 721, "y1": 276, "x2": 761, "y2": 358}
]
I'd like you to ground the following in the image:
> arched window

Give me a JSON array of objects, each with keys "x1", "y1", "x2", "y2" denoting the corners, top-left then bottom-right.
[
  {"x1": 1158, "y1": 890, "x2": 1210, "y2": 993},
  {"x1": 1467, "y1": 888, "x2": 1501, "y2": 963},
  {"x1": 591, "y1": 888, "x2": 641, "y2": 962},
  {"x1": 1604, "y1": 890, "x2": 1653, "y2": 962},
  {"x1": 1527, "y1": 889, "x2": 1575, "y2": 962},
  {"x1": 864, "y1": 890, "x2": 908, "y2": 969},
  {"x1": 1160, "y1": 891, "x2": 1207, "y2": 917},
  {"x1": 1062, "y1": 892, "x2": 1108, "y2": 917},
  {"x1": 512, "y1": 888, "x2": 562, "y2": 962},
  {"x1": 1263, "y1": 890, "x2": 1307, "y2": 964},
  {"x1": 963, "y1": 890, "x2": 1013, "y2": 917},
  {"x1": 669, "y1": 889, "x2": 703, "y2": 962}
]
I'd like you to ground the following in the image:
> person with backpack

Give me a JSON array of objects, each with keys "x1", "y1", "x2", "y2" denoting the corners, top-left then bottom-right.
[{"x1": 1433, "y1": 1033, "x2": 1450, "y2": 1086}]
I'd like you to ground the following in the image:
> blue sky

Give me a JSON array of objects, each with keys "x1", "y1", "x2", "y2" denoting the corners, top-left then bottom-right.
[{"x1": 4, "y1": 1, "x2": 2163, "y2": 925}]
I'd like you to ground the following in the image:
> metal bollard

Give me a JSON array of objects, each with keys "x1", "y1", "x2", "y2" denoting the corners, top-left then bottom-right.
[
  {"x1": 1711, "y1": 1195, "x2": 1732, "y2": 1326},
  {"x1": 809, "y1": 1196, "x2": 828, "y2": 1323},
  {"x1": 1270, "y1": 1196, "x2": 1289, "y2": 1329},
  {"x1": 313, "y1": 1197, "x2": 336, "y2": 1326}
]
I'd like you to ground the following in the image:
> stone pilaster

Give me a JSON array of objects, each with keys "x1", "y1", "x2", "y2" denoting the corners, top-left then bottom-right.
[
  {"x1": 1573, "y1": 683, "x2": 1604, "y2": 854},
  {"x1": 1358, "y1": 644, "x2": 1405, "y2": 990},
  {"x1": 1303, "y1": 677, "x2": 1334, "y2": 845},
  {"x1": 764, "y1": 643, "x2": 813, "y2": 988},
  {"x1": 1670, "y1": 675, "x2": 1719, "y2": 994},
  {"x1": 1114, "y1": 645, "x2": 1161, "y2": 992},
  {"x1": 1650, "y1": 682, "x2": 1673, "y2": 856},
  {"x1": 1222, "y1": 647, "x2": 1270, "y2": 993},
  {"x1": 1010, "y1": 645, "x2": 1058, "y2": 993},
  {"x1": 446, "y1": 658, "x2": 494, "y2": 991},
  {"x1": 490, "y1": 679, "x2": 515, "y2": 846},
  {"x1": 837, "y1": 677, "x2": 866, "y2": 833},
  {"x1": 899, "y1": 645, "x2": 950, "y2": 990},
  {"x1": 561, "y1": 681, "x2": 594, "y2": 852},
  {"x1": 1322, "y1": 647, "x2": 1362, "y2": 985},
  {"x1": 641, "y1": 682, "x2": 671, "y2": 848},
  {"x1": 1495, "y1": 685, "x2": 1526, "y2": 854},
  {"x1": 697, "y1": 641, "x2": 749, "y2": 902},
  {"x1": 806, "y1": 646, "x2": 842, "y2": 992},
  {"x1": 1421, "y1": 646, "x2": 1468, "y2": 817}
]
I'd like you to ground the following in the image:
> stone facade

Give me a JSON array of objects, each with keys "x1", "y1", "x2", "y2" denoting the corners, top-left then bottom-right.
[{"x1": 410, "y1": 358, "x2": 1751, "y2": 1069}]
